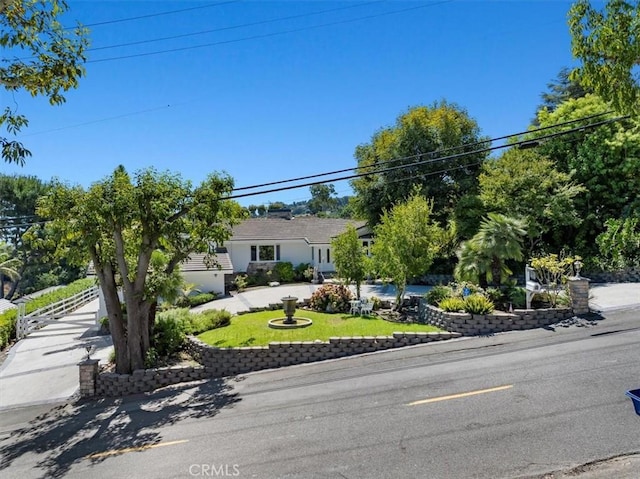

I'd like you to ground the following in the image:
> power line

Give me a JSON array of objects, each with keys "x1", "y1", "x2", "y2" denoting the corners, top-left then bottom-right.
[
  {"x1": 226, "y1": 115, "x2": 627, "y2": 200},
  {"x1": 232, "y1": 110, "x2": 614, "y2": 192},
  {"x1": 87, "y1": 0, "x2": 453, "y2": 64},
  {"x1": 88, "y1": 1, "x2": 386, "y2": 52},
  {"x1": 66, "y1": 1, "x2": 242, "y2": 29}
]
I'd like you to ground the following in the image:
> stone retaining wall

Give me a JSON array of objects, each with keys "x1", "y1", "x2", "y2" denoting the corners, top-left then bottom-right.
[
  {"x1": 85, "y1": 331, "x2": 461, "y2": 397},
  {"x1": 583, "y1": 268, "x2": 640, "y2": 283},
  {"x1": 419, "y1": 302, "x2": 574, "y2": 335},
  {"x1": 95, "y1": 364, "x2": 210, "y2": 397},
  {"x1": 187, "y1": 332, "x2": 460, "y2": 377}
]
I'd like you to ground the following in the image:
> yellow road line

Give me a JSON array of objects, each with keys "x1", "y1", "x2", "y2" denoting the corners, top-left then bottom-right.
[
  {"x1": 86, "y1": 439, "x2": 189, "y2": 459},
  {"x1": 408, "y1": 384, "x2": 513, "y2": 406}
]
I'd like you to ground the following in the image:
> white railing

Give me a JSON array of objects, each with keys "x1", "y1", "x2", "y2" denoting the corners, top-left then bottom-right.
[{"x1": 16, "y1": 286, "x2": 99, "y2": 339}]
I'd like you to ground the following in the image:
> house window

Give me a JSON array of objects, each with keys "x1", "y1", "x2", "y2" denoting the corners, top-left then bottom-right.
[
  {"x1": 318, "y1": 248, "x2": 322, "y2": 264},
  {"x1": 250, "y1": 244, "x2": 281, "y2": 262},
  {"x1": 311, "y1": 246, "x2": 314, "y2": 262},
  {"x1": 326, "y1": 248, "x2": 330, "y2": 263},
  {"x1": 259, "y1": 245, "x2": 275, "y2": 261}
]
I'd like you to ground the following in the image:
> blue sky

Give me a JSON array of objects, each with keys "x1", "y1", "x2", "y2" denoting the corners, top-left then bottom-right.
[{"x1": 4, "y1": 0, "x2": 587, "y2": 206}]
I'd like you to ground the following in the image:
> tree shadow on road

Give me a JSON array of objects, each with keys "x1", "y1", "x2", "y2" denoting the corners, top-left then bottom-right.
[{"x1": 0, "y1": 378, "x2": 240, "y2": 478}]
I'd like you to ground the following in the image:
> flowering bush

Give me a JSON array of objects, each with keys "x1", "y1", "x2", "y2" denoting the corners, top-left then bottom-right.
[{"x1": 309, "y1": 284, "x2": 353, "y2": 313}]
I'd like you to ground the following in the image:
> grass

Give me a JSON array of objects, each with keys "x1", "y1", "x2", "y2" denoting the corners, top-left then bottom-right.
[{"x1": 197, "y1": 309, "x2": 443, "y2": 347}]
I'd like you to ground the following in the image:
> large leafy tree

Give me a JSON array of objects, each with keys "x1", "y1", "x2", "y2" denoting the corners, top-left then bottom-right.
[
  {"x1": 331, "y1": 224, "x2": 368, "y2": 299},
  {"x1": 479, "y1": 148, "x2": 585, "y2": 253},
  {"x1": 371, "y1": 191, "x2": 443, "y2": 309},
  {"x1": 308, "y1": 184, "x2": 338, "y2": 216},
  {"x1": 531, "y1": 94, "x2": 640, "y2": 257},
  {"x1": 569, "y1": 0, "x2": 640, "y2": 114},
  {"x1": 0, "y1": 241, "x2": 20, "y2": 299},
  {"x1": 351, "y1": 102, "x2": 489, "y2": 226},
  {"x1": 1, "y1": 0, "x2": 88, "y2": 165},
  {"x1": 37, "y1": 166, "x2": 246, "y2": 374},
  {"x1": 455, "y1": 213, "x2": 527, "y2": 288}
]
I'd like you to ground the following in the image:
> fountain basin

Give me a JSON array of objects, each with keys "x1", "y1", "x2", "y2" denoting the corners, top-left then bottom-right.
[{"x1": 268, "y1": 318, "x2": 313, "y2": 329}]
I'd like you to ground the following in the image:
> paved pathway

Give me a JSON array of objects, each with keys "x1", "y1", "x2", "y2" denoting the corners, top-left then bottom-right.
[{"x1": 0, "y1": 282, "x2": 637, "y2": 411}]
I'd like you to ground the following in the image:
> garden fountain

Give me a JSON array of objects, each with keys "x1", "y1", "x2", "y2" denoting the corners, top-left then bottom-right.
[{"x1": 267, "y1": 296, "x2": 313, "y2": 329}]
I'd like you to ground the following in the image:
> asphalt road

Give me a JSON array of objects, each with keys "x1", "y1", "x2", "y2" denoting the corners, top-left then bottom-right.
[{"x1": 0, "y1": 309, "x2": 638, "y2": 479}]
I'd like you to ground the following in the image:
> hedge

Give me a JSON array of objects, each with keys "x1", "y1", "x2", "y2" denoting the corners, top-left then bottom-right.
[{"x1": 0, "y1": 278, "x2": 96, "y2": 350}]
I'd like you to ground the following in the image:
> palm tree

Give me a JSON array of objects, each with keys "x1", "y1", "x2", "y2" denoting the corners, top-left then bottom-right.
[
  {"x1": 0, "y1": 243, "x2": 21, "y2": 299},
  {"x1": 455, "y1": 213, "x2": 527, "y2": 288}
]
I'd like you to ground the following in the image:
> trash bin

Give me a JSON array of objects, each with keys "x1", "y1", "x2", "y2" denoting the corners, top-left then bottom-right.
[{"x1": 625, "y1": 389, "x2": 640, "y2": 416}]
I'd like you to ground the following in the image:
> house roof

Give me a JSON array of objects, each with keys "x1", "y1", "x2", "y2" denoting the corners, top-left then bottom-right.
[
  {"x1": 229, "y1": 217, "x2": 368, "y2": 244},
  {"x1": 181, "y1": 251, "x2": 233, "y2": 272},
  {"x1": 87, "y1": 250, "x2": 233, "y2": 276}
]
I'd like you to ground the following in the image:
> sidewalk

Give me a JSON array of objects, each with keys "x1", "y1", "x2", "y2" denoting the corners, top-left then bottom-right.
[{"x1": 0, "y1": 299, "x2": 112, "y2": 410}]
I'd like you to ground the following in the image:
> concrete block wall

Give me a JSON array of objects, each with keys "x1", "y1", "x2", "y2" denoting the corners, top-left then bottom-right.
[
  {"x1": 420, "y1": 301, "x2": 574, "y2": 335},
  {"x1": 95, "y1": 365, "x2": 210, "y2": 397},
  {"x1": 187, "y1": 332, "x2": 461, "y2": 377},
  {"x1": 86, "y1": 331, "x2": 462, "y2": 398},
  {"x1": 583, "y1": 267, "x2": 640, "y2": 283}
]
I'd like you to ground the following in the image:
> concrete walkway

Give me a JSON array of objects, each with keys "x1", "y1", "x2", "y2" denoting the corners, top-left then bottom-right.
[
  {"x1": 0, "y1": 282, "x2": 637, "y2": 411},
  {"x1": 0, "y1": 299, "x2": 111, "y2": 411}
]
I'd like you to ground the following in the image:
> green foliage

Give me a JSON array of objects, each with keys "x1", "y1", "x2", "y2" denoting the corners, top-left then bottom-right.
[
  {"x1": 351, "y1": 102, "x2": 488, "y2": 226},
  {"x1": 294, "y1": 262, "x2": 313, "y2": 282},
  {"x1": 308, "y1": 184, "x2": 338, "y2": 215},
  {"x1": 533, "y1": 95, "x2": 640, "y2": 257},
  {"x1": 537, "y1": 67, "x2": 592, "y2": 116},
  {"x1": 479, "y1": 148, "x2": 585, "y2": 251},
  {"x1": 569, "y1": 0, "x2": 640, "y2": 114},
  {"x1": 371, "y1": 191, "x2": 444, "y2": 307},
  {"x1": 331, "y1": 224, "x2": 368, "y2": 299},
  {"x1": 463, "y1": 294, "x2": 495, "y2": 315},
  {"x1": 309, "y1": 284, "x2": 353, "y2": 313},
  {"x1": 425, "y1": 284, "x2": 453, "y2": 305},
  {"x1": 155, "y1": 308, "x2": 231, "y2": 338},
  {"x1": 455, "y1": 213, "x2": 527, "y2": 288},
  {"x1": 0, "y1": 277, "x2": 94, "y2": 349},
  {"x1": 595, "y1": 217, "x2": 640, "y2": 270},
  {"x1": 438, "y1": 297, "x2": 466, "y2": 312},
  {"x1": 152, "y1": 315, "x2": 187, "y2": 358},
  {"x1": 530, "y1": 252, "x2": 579, "y2": 308},
  {"x1": 1, "y1": 0, "x2": 89, "y2": 165},
  {"x1": 233, "y1": 274, "x2": 248, "y2": 291},
  {"x1": 176, "y1": 292, "x2": 217, "y2": 308},
  {"x1": 272, "y1": 261, "x2": 295, "y2": 283},
  {"x1": 37, "y1": 166, "x2": 246, "y2": 374}
]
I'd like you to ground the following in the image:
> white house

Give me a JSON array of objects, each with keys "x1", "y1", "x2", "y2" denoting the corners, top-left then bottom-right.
[
  {"x1": 180, "y1": 251, "x2": 233, "y2": 295},
  {"x1": 224, "y1": 209, "x2": 371, "y2": 276}
]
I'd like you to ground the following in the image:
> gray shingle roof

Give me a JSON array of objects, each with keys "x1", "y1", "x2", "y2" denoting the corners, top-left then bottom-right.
[
  {"x1": 181, "y1": 252, "x2": 233, "y2": 272},
  {"x1": 229, "y1": 217, "x2": 368, "y2": 244}
]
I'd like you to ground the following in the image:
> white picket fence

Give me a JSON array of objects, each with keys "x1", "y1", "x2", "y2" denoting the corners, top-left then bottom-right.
[{"x1": 16, "y1": 286, "x2": 100, "y2": 339}]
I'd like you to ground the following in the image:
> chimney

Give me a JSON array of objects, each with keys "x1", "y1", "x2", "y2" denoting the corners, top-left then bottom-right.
[{"x1": 266, "y1": 208, "x2": 292, "y2": 220}]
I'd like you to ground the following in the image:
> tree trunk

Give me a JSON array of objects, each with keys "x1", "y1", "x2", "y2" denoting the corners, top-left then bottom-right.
[
  {"x1": 479, "y1": 272, "x2": 488, "y2": 290},
  {"x1": 96, "y1": 265, "x2": 129, "y2": 374}
]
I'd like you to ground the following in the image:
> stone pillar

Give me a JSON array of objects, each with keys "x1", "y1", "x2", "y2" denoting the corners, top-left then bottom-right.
[
  {"x1": 568, "y1": 277, "x2": 590, "y2": 315},
  {"x1": 79, "y1": 359, "x2": 99, "y2": 398}
]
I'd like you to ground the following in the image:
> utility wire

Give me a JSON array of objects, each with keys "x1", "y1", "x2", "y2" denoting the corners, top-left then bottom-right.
[
  {"x1": 89, "y1": 1, "x2": 386, "y2": 52},
  {"x1": 226, "y1": 115, "x2": 627, "y2": 200},
  {"x1": 87, "y1": 1, "x2": 453, "y2": 63},
  {"x1": 65, "y1": 1, "x2": 242, "y2": 29},
  {"x1": 232, "y1": 110, "x2": 614, "y2": 192},
  {"x1": 3, "y1": 114, "x2": 626, "y2": 230}
]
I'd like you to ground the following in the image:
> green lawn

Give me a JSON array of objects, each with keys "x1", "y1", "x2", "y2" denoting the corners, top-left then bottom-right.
[{"x1": 197, "y1": 309, "x2": 443, "y2": 347}]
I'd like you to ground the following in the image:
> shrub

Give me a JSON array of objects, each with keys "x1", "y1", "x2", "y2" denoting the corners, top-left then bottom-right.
[
  {"x1": 485, "y1": 287, "x2": 503, "y2": 304},
  {"x1": 186, "y1": 292, "x2": 217, "y2": 307},
  {"x1": 187, "y1": 309, "x2": 232, "y2": 335},
  {"x1": 438, "y1": 297, "x2": 466, "y2": 312},
  {"x1": 233, "y1": 274, "x2": 248, "y2": 292},
  {"x1": 273, "y1": 262, "x2": 295, "y2": 283},
  {"x1": 309, "y1": 284, "x2": 353, "y2": 313},
  {"x1": 294, "y1": 263, "x2": 313, "y2": 282},
  {"x1": 152, "y1": 313, "x2": 188, "y2": 357},
  {"x1": 507, "y1": 286, "x2": 527, "y2": 309},
  {"x1": 425, "y1": 285, "x2": 453, "y2": 305},
  {"x1": 464, "y1": 294, "x2": 495, "y2": 315}
]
